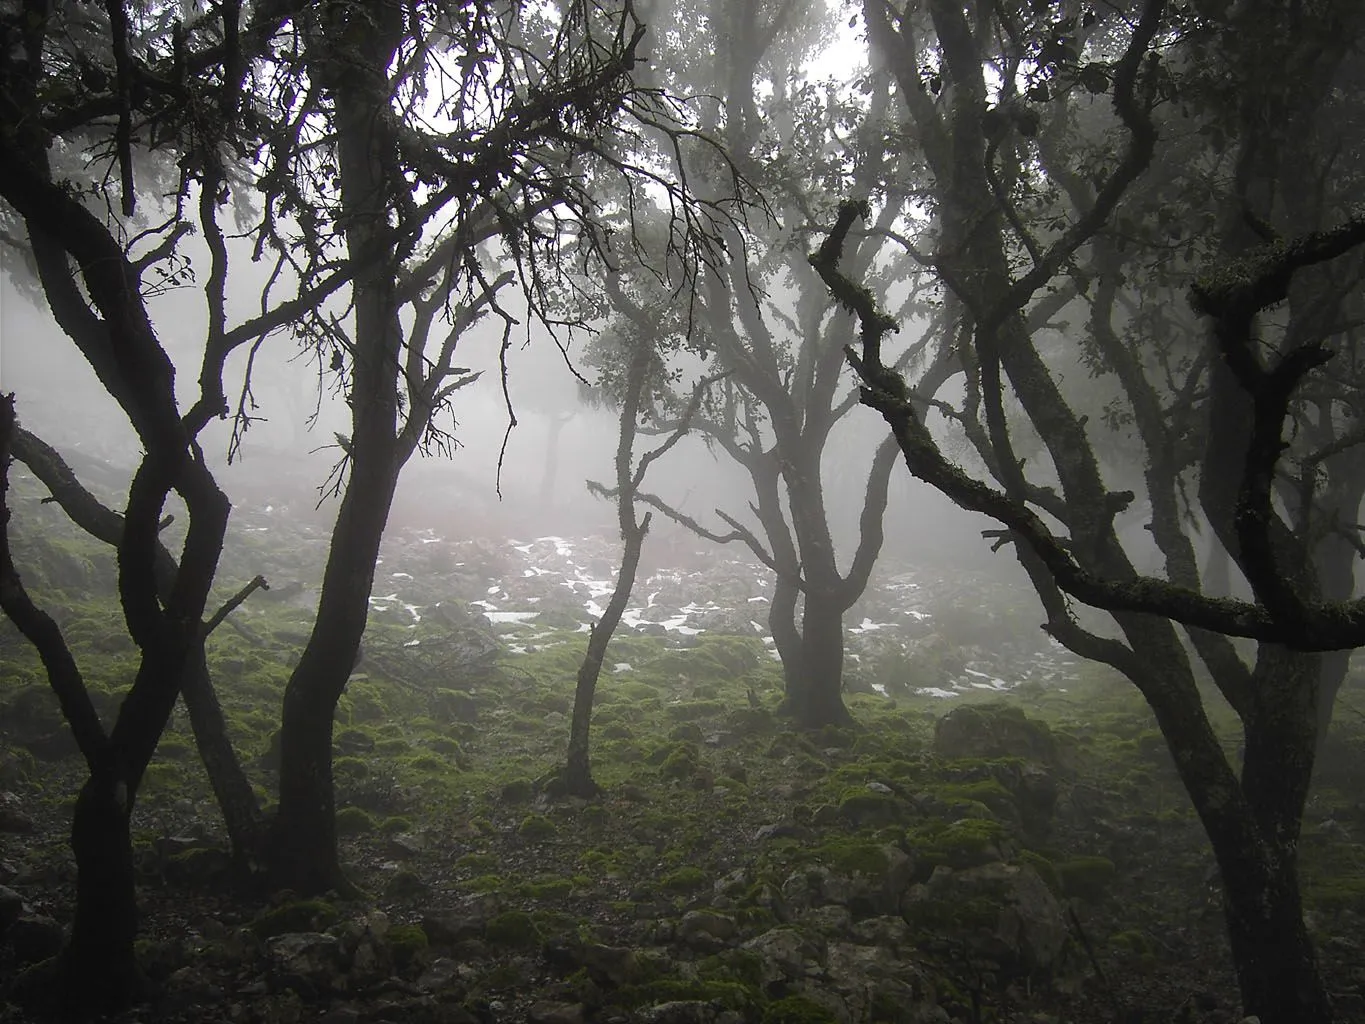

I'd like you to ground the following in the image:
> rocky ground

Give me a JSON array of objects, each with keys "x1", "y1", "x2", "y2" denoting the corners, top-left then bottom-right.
[{"x1": 1, "y1": 476, "x2": 1364, "y2": 1024}]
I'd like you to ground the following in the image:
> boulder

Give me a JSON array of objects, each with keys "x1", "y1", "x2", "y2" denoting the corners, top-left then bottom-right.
[
  {"x1": 933, "y1": 703, "x2": 1058, "y2": 765},
  {"x1": 902, "y1": 862, "x2": 1066, "y2": 972}
]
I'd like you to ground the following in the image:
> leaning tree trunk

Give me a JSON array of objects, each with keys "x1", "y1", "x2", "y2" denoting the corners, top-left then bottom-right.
[
  {"x1": 180, "y1": 646, "x2": 269, "y2": 876},
  {"x1": 270, "y1": 457, "x2": 397, "y2": 894},
  {"x1": 562, "y1": 517, "x2": 648, "y2": 796}
]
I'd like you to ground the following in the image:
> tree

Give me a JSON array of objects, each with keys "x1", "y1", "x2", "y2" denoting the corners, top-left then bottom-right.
[
  {"x1": 809, "y1": 1, "x2": 1365, "y2": 1020},
  {"x1": 555, "y1": 262, "x2": 716, "y2": 797},
  {"x1": 605, "y1": 0, "x2": 952, "y2": 728},
  {"x1": 0, "y1": 1, "x2": 311, "y2": 1008},
  {"x1": 254, "y1": 0, "x2": 751, "y2": 893}
]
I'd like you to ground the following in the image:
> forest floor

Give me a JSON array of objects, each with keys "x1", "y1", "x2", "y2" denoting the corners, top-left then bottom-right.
[{"x1": 1, "y1": 479, "x2": 1364, "y2": 1023}]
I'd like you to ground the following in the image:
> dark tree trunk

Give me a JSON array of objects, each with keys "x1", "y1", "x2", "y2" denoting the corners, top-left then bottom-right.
[
  {"x1": 779, "y1": 588, "x2": 853, "y2": 729},
  {"x1": 270, "y1": 462, "x2": 396, "y2": 894},
  {"x1": 180, "y1": 645, "x2": 269, "y2": 877},
  {"x1": 63, "y1": 765, "x2": 140, "y2": 1017},
  {"x1": 269, "y1": 6, "x2": 407, "y2": 895},
  {"x1": 562, "y1": 520, "x2": 646, "y2": 797}
]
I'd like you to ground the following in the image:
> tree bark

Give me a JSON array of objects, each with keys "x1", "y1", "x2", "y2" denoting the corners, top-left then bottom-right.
[
  {"x1": 779, "y1": 588, "x2": 854, "y2": 729},
  {"x1": 63, "y1": 764, "x2": 140, "y2": 1016},
  {"x1": 562, "y1": 522, "x2": 646, "y2": 796}
]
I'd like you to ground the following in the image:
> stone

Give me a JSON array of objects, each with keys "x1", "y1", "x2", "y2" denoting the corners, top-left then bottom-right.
[
  {"x1": 677, "y1": 910, "x2": 738, "y2": 951},
  {"x1": 742, "y1": 926, "x2": 828, "y2": 985},
  {"x1": 7, "y1": 914, "x2": 64, "y2": 965},
  {"x1": 528, "y1": 1002, "x2": 586, "y2": 1024},
  {"x1": 903, "y1": 862, "x2": 1066, "y2": 970},
  {"x1": 0, "y1": 884, "x2": 25, "y2": 932},
  {"x1": 933, "y1": 702, "x2": 1058, "y2": 764},
  {"x1": 267, "y1": 931, "x2": 347, "y2": 996}
]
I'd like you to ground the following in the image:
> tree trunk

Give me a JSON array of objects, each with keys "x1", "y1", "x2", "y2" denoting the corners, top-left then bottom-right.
[
  {"x1": 180, "y1": 645, "x2": 268, "y2": 878},
  {"x1": 780, "y1": 588, "x2": 852, "y2": 729},
  {"x1": 62, "y1": 765, "x2": 140, "y2": 1017},
  {"x1": 269, "y1": 4, "x2": 408, "y2": 895},
  {"x1": 270, "y1": 465, "x2": 395, "y2": 894},
  {"x1": 562, "y1": 519, "x2": 647, "y2": 797}
]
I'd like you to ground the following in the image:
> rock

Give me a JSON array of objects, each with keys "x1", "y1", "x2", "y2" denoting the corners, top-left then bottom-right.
[
  {"x1": 802, "y1": 904, "x2": 852, "y2": 936},
  {"x1": 0, "y1": 792, "x2": 34, "y2": 834},
  {"x1": 903, "y1": 862, "x2": 1066, "y2": 971},
  {"x1": 266, "y1": 931, "x2": 347, "y2": 996},
  {"x1": 677, "y1": 910, "x2": 738, "y2": 951},
  {"x1": 414, "y1": 956, "x2": 462, "y2": 992},
  {"x1": 422, "y1": 895, "x2": 502, "y2": 945},
  {"x1": 849, "y1": 915, "x2": 912, "y2": 951},
  {"x1": 528, "y1": 1001, "x2": 586, "y2": 1024},
  {"x1": 933, "y1": 702, "x2": 1058, "y2": 765},
  {"x1": 742, "y1": 926, "x2": 828, "y2": 986},
  {"x1": 7, "y1": 914, "x2": 64, "y2": 965},
  {"x1": 0, "y1": 884, "x2": 25, "y2": 932},
  {"x1": 638, "y1": 1001, "x2": 723, "y2": 1024},
  {"x1": 23, "y1": 727, "x2": 79, "y2": 763}
]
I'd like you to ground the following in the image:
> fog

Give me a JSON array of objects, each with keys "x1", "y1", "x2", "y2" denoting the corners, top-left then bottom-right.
[{"x1": 0, "y1": 254, "x2": 1016, "y2": 584}]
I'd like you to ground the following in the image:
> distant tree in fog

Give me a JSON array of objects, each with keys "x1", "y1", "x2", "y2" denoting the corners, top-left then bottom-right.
[
  {"x1": 813, "y1": 1, "x2": 1365, "y2": 1021},
  {"x1": 594, "y1": 0, "x2": 960, "y2": 728}
]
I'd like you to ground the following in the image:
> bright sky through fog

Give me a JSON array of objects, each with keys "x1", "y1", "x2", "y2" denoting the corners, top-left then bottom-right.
[{"x1": 805, "y1": 5, "x2": 865, "y2": 81}]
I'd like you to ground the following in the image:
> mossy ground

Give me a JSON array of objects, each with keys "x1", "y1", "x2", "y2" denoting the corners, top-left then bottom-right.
[{"x1": 1, "y1": 478, "x2": 1363, "y2": 1022}]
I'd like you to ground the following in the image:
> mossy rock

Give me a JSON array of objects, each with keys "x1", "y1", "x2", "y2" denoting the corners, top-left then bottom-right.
[
  {"x1": 912, "y1": 817, "x2": 1010, "y2": 872},
  {"x1": 1055, "y1": 855, "x2": 1116, "y2": 901},
  {"x1": 501, "y1": 778, "x2": 535, "y2": 803},
  {"x1": 518, "y1": 814, "x2": 557, "y2": 840},
  {"x1": 661, "y1": 866, "x2": 709, "y2": 892},
  {"x1": 387, "y1": 923, "x2": 428, "y2": 967},
  {"x1": 615, "y1": 978, "x2": 762, "y2": 1013},
  {"x1": 933, "y1": 702, "x2": 1058, "y2": 765},
  {"x1": 384, "y1": 869, "x2": 430, "y2": 899},
  {"x1": 250, "y1": 899, "x2": 339, "y2": 939},
  {"x1": 485, "y1": 910, "x2": 541, "y2": 948},
  {"x1": 336, "y1": 806, "x2": 376, "y2": 836},
  {"x1": 762, "y1": 994, "x2": 840, "y2": 1024},
  {"x1": 838, "y1": 790, "x2": 911, "y2": 828},
  {"x1": 154, "y1": 735, "x2": 194, "y2": 761}
]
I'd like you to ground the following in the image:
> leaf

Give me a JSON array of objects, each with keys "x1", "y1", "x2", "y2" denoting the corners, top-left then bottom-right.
[{"x1": 1077, "y1": 64, "x2": 1109, "y2": 94}]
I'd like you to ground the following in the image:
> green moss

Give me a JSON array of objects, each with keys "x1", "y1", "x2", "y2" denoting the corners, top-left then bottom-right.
[
  {"x1": 501, "y1": 778, "x2": 535, "y2": 802},
  {"x1": 518, "y1": 814, "x2": 557, "y2": 840},
  {"x1": 518, "y1": 874, "x2": 574, "y2": 899},
  {"x1": 466, "y1": 873, "x2": 511, "y2": 894},
  {"x1": 250, "y1": 899, "x2": 339, "y2": 939},
  {"x1": 387, "y1": 923, "x2": 428, "y2": 967},
  {"x1": 1017, "y1": 850, "x2": 1061, "y2": 896},
  {"x1": 813, "y1": 838, "x2": 892, "y2": 877},
  {"x1": 912, "y1": 817, "x2": 1008, "y2": 870},
  {"x1": 380, "y1": 816, "x2": 414, "y2": 835},
  {"x1": 659, "y1": 743, "x2": 701, "y2": 781},
  {"x1": 661, "y1": 865, "x2": 708, "y2": 892},
  {"x1": 1056, "y1": 855, "x2": 1116, "y2": 901},
  {"x1": 334, "y1": 756, "x2": 370, "y2": 779},
  {"x1": 335, "y1": 806, "x2": 376, "y2": 836},
  {"x1": 456, "y1": 852, "x2": 498, "y2": 872},
  {"x1": 155, "y1": 735, "x2": 194, "y2": 761},
  {"x1": 616, "y1": 978, "x2": 762, "y2": 1013},
  {"x1": 763, "y1": 995, "x2": 839, "y2": 1024},
  {"x1": 837, "y1": 790, "x2": 908, "y2": 827},
  {"x1": 485, "y1": 910, "x2": 541, "y2": 948}
]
